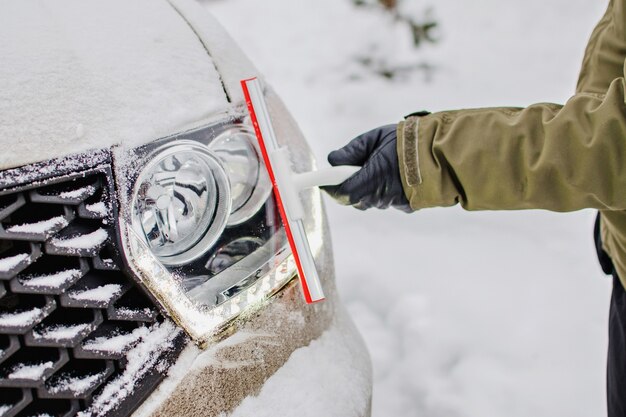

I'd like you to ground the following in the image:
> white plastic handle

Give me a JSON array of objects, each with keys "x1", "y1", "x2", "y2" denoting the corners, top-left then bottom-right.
[{"x1": 293, "y1": 165, "x2": 360, "y2": 191}]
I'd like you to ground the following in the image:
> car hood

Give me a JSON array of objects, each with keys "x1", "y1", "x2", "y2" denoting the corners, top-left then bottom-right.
[{"x1": 0, "y1": 0, "x2": 255, "y2": 171}]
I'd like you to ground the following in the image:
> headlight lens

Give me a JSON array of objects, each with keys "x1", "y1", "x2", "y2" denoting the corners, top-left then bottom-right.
[
  {"x1": 132, "y1": 142, "x2": 231, "y2": 266},
  {"x1": 120, "y1": 119, "x2": 297, "y2": 345},
  {"x1": 209, "y1": 127, "x2": 272, "y2": 226}
]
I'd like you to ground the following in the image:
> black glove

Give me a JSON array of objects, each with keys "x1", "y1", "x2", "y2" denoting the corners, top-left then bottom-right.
[{"x1": 322, "y1": 124, "x2": 412, "y2": 212}]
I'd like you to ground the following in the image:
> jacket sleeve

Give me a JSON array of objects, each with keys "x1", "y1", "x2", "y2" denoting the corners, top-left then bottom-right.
[
  {"x1": 397, "y1": 77, "x2": 626, "y2": 212},
  {"x1": 577, "y1": 0, "x2": 626, "y2": 94}
]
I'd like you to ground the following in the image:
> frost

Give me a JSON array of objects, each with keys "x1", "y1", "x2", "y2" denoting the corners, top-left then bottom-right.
[
  {"x1": 8, "y1": 361, "x2": 53, "y2": 380},
  {"x1": 86, "y1": 202, "x2": 108, "y2": 216},
  {"x1": 0, "y1": 253, "x2": 28, "y2": 272},
  {"x1": 51, "y1": 228, "x2": 107, "y2": 250},
  {"x1": 49, "y1": 371, "x2": 106, "y2": 395},
  {"x1": 113, "y1": 307, "x2": 153, "y2": 318},
  {"x1": 83, "y1": 326, "x2": 150, "y2": 354},
  {"x1": 7, "y1": 216, "x2": 68, "y2": 234},
  {"x1": 78, "y1": 321, "x2": 182, "y2": 417},
  {"x1": 34, "y1": 323, "x2": 90, "y2": 340},
  {"x1": 69, "y1": 284, "x2": 122, "y2": 303},
  {"x1": 0, "y1": 152, "x2": 110, "y2": 189},
  {"x1": 0, "y1": 308, "x2": 42, "y2": 327},
  {"x1": 98, "y1": 259, "x2": 116, "y2": 269},
  {"x1": 58, "y1": 185, "x2": 95, "y2": 200},
  {"x1": 22, "y1": 269, "x2": 82, "y2": 288}
]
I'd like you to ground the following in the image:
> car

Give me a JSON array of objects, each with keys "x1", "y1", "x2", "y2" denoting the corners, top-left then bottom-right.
[{"x1": 0, "y1": 0, "x2": 372, "y2": 416}]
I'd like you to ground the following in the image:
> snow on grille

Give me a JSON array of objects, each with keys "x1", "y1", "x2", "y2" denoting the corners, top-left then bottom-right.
[
  {"x1": 85, "y1": 202, "x2": 108, "y2": 217},
  {"x1": 57, "y1": 185, "x2": 96, "y2": 201},
  {"x1": 0, "y1": 162, "x2": 183, "y2": 417},
  {"x1": 0, "y1": 308, "x2": 44, "y2": 328},
  {"x1": 8, "y1": 362, "x2": 54, "y2": 380},
  {"x1": 0, "y1": 254, "x2": 29, "y2": 273},
  {"x1": 33, "y1": 324, "x2": 92, "y2": 341},
  {"x1": 6, "y1": 216, "x2": 69, "y2": 235},
  {"x1": 49, "y1": 228, "x2": 108, "y2": 252},
  {"x1": 21, "y1": 269, "x2": 82, "y2": 289},
  {"x1": 68, "y1": 284, "x2": 122, "y2": 303}
]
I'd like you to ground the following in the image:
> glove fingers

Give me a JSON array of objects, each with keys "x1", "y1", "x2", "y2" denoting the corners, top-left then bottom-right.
[
  {"x1": 327, "y1": 125, "x2": 396, "y2": 167},
  {"x1": 320, "y1": 184, "x2": 351, "y2": 206},
  {"x1": 331, "y1": 163, "x2": 378, "y2": 206},
  {"x1": 321, "y1": 163, "x2": 370, "y2": 206}
]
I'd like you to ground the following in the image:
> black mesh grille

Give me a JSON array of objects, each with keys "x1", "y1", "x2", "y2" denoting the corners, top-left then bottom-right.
[{"x1": 0, "y1": 158, "x2": 184, "y2": 417}]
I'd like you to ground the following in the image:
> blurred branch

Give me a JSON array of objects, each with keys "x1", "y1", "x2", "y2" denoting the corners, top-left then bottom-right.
[
  {"x1": 351, "y1": 0, "x2": 438, "y2": 48},
  {"x1": 354, "y1": 56, "x2": 437, "y2": 82},
  {"x1": 379, "y1": 0, "x2": 397, "y2": 10}
]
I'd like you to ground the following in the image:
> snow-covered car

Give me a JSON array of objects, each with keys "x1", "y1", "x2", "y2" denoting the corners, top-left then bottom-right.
[{"x1": 0, "y1": 1, "x2": 372, "y2": 416}]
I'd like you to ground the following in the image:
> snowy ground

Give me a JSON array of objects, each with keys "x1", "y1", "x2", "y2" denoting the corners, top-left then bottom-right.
[{"x1": 204, "y1": 1, "x2": 611, "y2": 416}]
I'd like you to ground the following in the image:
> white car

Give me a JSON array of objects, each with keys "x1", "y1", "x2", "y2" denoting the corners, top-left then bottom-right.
[{"x1": 0, "y1": 1, "x2": 372, "y2": 416}]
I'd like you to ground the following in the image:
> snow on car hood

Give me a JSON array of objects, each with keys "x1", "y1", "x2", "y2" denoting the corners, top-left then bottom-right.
[{"x1": 0, "y1": 0, "x2": 230, "y2": 170}]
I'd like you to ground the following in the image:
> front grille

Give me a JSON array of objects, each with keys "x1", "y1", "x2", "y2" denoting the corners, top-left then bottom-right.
[{"x1": 0, "y1": 154, "x2": 185, "y2": 417}]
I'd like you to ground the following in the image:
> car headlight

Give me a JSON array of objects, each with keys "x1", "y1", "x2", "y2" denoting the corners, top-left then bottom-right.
[
  {"x1": 117, "y1": 118, "x2": 297, "y2": 345},
  {"x1": 132, "y1": 141, "x2": 231, "y2": 266}
]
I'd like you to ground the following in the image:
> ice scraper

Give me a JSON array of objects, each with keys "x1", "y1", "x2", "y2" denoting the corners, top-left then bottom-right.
[{"x1": 241, "y1": 77, "x2": 358, "y2": 304}]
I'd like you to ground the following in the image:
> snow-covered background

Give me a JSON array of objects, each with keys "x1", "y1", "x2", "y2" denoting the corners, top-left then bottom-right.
[{"x1": 203, "y1": 1, "x2": 611, "y2": 416}]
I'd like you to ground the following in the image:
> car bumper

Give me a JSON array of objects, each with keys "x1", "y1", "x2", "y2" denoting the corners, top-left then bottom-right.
[{"x1": 132, "y1": 292, "x2": 372, "y2": 417}]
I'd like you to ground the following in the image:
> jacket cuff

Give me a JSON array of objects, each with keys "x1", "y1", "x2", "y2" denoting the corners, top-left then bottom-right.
[
  {"x1": 397, "y1": 117, "x2": 422, "y2": 187},
  {"x1": 397, "y1": 113, "x2": 459, "y2": 210}
]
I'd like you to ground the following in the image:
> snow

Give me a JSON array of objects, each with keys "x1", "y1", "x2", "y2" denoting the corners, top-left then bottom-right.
[
  {"x1": 6, "y1": 216, "x2": 68, "y2": 234},
  {"x1": 0, "y1": 308, "x2": 42, "y2": 328},
  {"x1": 83, "y1": 326, "x2": 150, "y2": 354},
  {"x1": 79, "y1": 320, "x2": 182, "y2": 417},
  {"x1": 206, "y1": 1, "x2": 610, "y2": 416},
  {"x1": 113, "y1": 307, "x2": 154, "y2": 319},
  {"x1": 0, "y1": 405, "x2": 12, "y2": 416},
  {"x1": 22, "y1": 269, "x2": 82, "y2": 289},
  {"x1": 33, "y1": 323, "x2": 91, "y2": 341},
  {"x1": 0, "y1": 150, "x2": 109, "y2": 190},
  {"x1": 8, "y1": 361, "x2": 53, "y2": 380},
  {"x1": 69, "y1": 284, "x2": 122, "y2": 303},
  {"x1": 86, "y1": 202, "x2": 108, "y2": 217},
  {"x1": 0, "y1": 253, "x2": 28, "y2": 273},
  {"x1": 58, "y1": 185, "x2": 95, "y2": 200},
  {"x1": 49, "y1": 371, "x2": 106, "y2": 395},
  {"x1": 0, "y1": 0, "x2": 230, "y2": 171},
  {"x1": 51, "y1": 228, "x2": 108, "y2": 250},
  {"x1": 167, "y1": 0, "x2": 260, "y2": 105},
  {"x1": 225, "y1": 315, "x2": 371, "y2": 417}
]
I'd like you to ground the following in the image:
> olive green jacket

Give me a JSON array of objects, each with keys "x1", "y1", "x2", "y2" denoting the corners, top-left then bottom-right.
[{"x1": 397, "y1": 0, "x2": 626, "y2": 286}]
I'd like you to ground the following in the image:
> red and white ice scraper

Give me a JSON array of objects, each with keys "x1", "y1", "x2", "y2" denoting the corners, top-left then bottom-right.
[{"x1": 241, "y1": 77, "x2": 358, "y2": 304}]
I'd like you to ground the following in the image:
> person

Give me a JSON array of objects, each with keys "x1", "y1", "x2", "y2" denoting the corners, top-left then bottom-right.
[{"x1": 322, "y1": 0, "x2": 626, "y2": 415}]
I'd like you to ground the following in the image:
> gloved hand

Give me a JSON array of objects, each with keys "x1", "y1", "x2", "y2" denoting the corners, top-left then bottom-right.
[{"x1": 322, "y1": 124, "x2": 412, "y2": 212}]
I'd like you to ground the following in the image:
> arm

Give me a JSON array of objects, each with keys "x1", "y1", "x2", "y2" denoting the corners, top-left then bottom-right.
[{"x1": 399, "y1": 77, "x2": 626, "y2": 212}]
